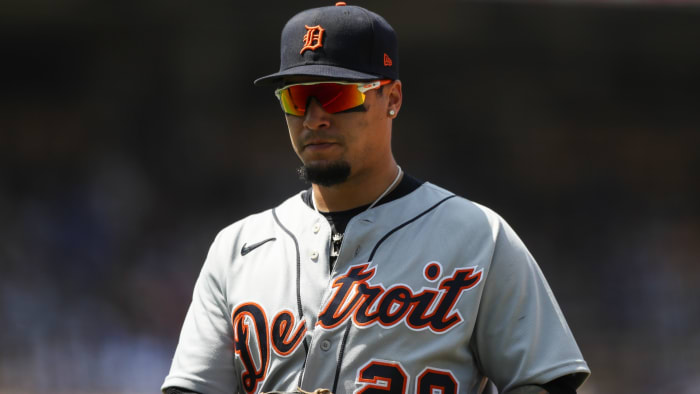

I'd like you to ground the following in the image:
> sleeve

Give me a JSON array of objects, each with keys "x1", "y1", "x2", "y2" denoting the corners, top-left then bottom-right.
[
  {"x1": 162, "y1": 229, "x2": 239, "y2": 394},
  {"x1": 471, "y1": 215, "x2": 590, "y2": 393}
]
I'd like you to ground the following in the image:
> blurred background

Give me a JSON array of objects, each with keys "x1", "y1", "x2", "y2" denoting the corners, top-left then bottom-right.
[{"x1": 1, "y1": 0, "x2": 699, "y2": 393}]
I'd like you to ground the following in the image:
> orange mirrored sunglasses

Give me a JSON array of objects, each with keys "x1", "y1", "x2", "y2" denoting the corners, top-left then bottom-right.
[{"x1": 274, "y1": 80, "x2": 392, "y2": 116}]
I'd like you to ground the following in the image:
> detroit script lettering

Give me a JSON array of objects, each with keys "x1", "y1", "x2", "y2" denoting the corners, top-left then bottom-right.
[{"x1": 230, "y1": 262, "x2": 483, "y2": 393}]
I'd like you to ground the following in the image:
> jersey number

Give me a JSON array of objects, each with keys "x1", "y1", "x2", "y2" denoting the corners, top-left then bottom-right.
[
  {"x1": 417, "y1": 369, "x2": 458, "y2": 394},
  {"x1": 355, "y1": 361, "x2": 457, "y2": 394}
]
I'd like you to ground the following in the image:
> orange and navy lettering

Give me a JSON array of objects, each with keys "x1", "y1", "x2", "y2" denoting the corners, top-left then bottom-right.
[
  {"x1": 300, "y1": 25, "x2": 325, "y2": 54},
  {"x1": 317, "y1": 262, "x2": 482, "y2": 333},
  {"x1": 231, "y1": 305, "x2": 306, "y2": 393},
  {"x1": 357, "y1": 360, "x2": 408, "y2": 393},
  {"x1": 354, "y1": 361, "x2": 459, "y2": 394},
  {"x1": 230, "y1": 263, "x2": 480, "y2": 391},
  {"x1": 232, "y1": 302, "x2": 270, "y2": 394},
  {"x1": 416, "y1": 367, "x2": 459, "y2": 394},
  {"x1": 423, "y1": 261, "x2": 442, "y2": 282},
  {"x1": 271, "y1": 309, "x2": 307, "y2": 356}
]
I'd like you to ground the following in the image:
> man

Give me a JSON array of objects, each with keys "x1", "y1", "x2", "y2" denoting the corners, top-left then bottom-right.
[{"x1": 162, "y1": 2, "x2": 590, "y2": 393}]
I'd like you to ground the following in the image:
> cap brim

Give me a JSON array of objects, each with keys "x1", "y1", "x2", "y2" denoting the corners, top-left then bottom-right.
[{"x1": 254, "y1": 64, "x2": 386, "y2": 87}]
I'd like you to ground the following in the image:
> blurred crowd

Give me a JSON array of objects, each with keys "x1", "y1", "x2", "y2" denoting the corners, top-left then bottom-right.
[{"x1": 1, "y1": 1, "x2": 699, "y2": 393}]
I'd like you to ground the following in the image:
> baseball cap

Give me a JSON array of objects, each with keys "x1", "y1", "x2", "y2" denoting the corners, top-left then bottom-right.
[{"x1": 254, "y1": 2, "x2": 399, "y2": 86}]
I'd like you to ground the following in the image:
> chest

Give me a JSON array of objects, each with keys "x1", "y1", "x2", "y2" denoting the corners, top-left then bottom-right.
[{"x1": 225, "y1": 217, "x2": 492, "y2": 392}]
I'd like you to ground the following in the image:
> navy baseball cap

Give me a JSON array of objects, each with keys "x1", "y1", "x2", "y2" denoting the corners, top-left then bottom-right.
[{"x1": 254, "y1": 2, "x2": 399, "y2": 86}]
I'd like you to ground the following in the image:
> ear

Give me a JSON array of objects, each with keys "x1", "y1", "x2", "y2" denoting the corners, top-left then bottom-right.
[{"x1": 386, "y1": 80, "x2": 402, "y2": 118}]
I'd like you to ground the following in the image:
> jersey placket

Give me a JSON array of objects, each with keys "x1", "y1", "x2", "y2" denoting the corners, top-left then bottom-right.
[{"x1": 298, "y1": 212, "x2": 377, "y2": 391}]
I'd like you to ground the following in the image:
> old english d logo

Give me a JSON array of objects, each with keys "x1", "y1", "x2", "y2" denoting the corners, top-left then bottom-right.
[{"x1": 300, "y1": 25, "x2": 325, "y2": 54}]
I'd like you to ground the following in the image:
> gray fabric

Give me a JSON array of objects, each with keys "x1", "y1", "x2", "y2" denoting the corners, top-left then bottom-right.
[{"x1": 162, "y1": 183, "x2": 589, "y2": 393}]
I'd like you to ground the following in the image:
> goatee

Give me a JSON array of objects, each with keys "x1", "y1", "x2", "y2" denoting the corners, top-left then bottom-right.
[{"x1": 298, "y1": 162, "x2": 351, "y2": 187}]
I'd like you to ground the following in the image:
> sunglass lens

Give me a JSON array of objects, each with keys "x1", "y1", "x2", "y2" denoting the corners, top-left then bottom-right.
[
  {"x1": 279, "y1": 83, "x2": 365, "y2": 116},
  {"x1": 279, "y1": 88, "x2": 305, "y2": 116}
]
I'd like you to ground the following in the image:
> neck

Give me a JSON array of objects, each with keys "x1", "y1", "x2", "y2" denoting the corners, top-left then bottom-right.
[{"x1": 312, "y1": 160, "x2": 401, "y2": 212}]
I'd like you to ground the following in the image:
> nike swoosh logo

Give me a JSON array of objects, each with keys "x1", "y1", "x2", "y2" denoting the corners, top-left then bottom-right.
[{"x1": 241, "y1": 237, "x2": 277, "y2": 256}]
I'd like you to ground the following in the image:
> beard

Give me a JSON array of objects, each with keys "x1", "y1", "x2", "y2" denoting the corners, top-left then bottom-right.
[{"x1": 297, "y1": 161, "x2": 351, "y2": 187}]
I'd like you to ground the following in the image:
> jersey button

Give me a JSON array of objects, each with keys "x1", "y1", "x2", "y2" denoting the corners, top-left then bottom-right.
[
  {"x1": 310, "y1": 250, "x2": 319, "y2": 261},
  {"x1": 320, "y1": 340, "x2": 331, "y2": 351},
  {"x1": 313, "y1": 223, "x2": 320, "y2": 233}
]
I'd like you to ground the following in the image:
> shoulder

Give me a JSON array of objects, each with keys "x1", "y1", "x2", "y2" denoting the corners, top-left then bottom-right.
[
  {"x1": 401, "y1": 182, "x2": 531, "y2": 266},
  {"x1": 209, "y1": 191, "x2": 310, "y2": 254},
  {"x1": 196, "y1": 191, "x2": 311, "y2": 285},
  {"x1": 416, "y1": 182, "x2": 513, "y2": 238}
]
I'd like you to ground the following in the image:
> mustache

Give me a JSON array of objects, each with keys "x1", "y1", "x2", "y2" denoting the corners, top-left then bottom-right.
[{"x1": 301, "y1": 131, "x2": 344, "y2": 145}]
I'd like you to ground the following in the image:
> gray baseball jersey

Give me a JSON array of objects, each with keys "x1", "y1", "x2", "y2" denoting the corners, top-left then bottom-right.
[{"x1": 162, "y1": 181, "x2": 590, "y2": 393}]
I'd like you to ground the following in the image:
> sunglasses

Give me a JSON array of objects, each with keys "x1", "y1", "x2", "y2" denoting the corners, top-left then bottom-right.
[{"x1": 274, "y1": 80, "x2": 392, "y2": 116}]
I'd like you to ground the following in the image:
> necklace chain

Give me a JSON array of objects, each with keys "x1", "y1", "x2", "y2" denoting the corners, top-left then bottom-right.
[
  {"x1": 312, "y1": 165, "x2": 403, "y2": 213},
  {"x1": 315, "y1": 166, "x2": 402, "y2": 260}
]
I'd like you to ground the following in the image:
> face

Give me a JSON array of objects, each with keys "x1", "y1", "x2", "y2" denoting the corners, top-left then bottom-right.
[{"x1": 283, "y1": 79, "x2": 401, "y2": 187}]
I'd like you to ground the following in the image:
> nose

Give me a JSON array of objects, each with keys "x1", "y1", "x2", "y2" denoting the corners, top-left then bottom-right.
[{"x1": 303, "y1": 98, "x2": 331, "y2": 131}]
